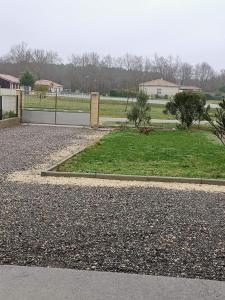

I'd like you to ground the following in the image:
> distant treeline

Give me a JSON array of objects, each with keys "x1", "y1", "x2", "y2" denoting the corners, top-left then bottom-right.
[{"x1": 0, "y1": 42, "x2": 225, "y2": 93}]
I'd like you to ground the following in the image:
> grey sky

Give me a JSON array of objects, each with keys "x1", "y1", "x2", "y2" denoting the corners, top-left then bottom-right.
[{"x1": 1, "y1": 0, "x2": 225, "y2": 69}]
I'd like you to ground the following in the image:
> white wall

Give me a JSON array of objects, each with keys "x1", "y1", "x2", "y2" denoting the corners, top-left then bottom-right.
[
  {"x1": 0, "y1": 88, "x2": 16, "y2": 96},
  {"x1": 140, "y1": 85, "x2": 179, "y2": 97},
  {"x1": 50, "y1": 86, "x2": 64, "y2": 93},
  {"x1": 2, "y1": 96, "x2": 17, "y2": 113}
]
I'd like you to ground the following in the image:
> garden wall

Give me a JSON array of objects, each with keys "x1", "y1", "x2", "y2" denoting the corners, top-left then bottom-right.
[{"x1": 0, "y1": 89, "x2": 22, "y2": 128}]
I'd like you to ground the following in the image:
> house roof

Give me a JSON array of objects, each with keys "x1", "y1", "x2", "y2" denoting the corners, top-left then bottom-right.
[
  {"x1": 35, "y1": 80, "x2": 63, "y2": 88},
  {"x1": 0, "y1": 74, "x2": 19, "y2": 84},
  {"x1": 139, "y1": 78, "x2": 178, "y2": 87}
]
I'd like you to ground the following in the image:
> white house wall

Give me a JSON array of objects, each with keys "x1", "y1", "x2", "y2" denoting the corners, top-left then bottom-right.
[
  {"x1": 2, "y1": 96, "x2": 17, "y2": 113},
  {"x1": 140, "y1": 85, "x2": 179, "y2": 97},
  {"x1": 50, "y1": 87, "x2": 64, "y2": 93},
  {"x1": 0, "y1": 88, "x2": 16, "y2": 96}
]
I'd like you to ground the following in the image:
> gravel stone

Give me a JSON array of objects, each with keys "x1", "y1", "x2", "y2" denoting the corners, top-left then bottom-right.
[{"x1": 0, "y1": 125, "x2": 225, "y2": 281}]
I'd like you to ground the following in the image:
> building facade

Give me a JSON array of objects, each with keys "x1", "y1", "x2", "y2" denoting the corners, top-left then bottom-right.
[
  {"x1": 35, "y1": 80, "x2": 63, "y2": 93},
  {"x1": 139, "y1": 79, "x2": 201, "y2": 98},
  {"x1": 0, "y1": 74, "x2": 20, "y2": 89},
  {"x1": 179, "y1": 86, "x2": 202, "y2": 93}
]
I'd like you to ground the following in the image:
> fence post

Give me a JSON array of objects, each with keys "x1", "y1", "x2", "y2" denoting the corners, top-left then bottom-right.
[
  {"x1": 16, "y1": 89, "x2": 23, "y2": 121},
  {"x1": 16, "y1": 95, "x2": 19, "y2": 117},
  {"x1": 90, "y1": 92, "x2": 100, "y2": 128},
  {"x1": 0, "y1": 96, "x2": 2, "y2": 120}
]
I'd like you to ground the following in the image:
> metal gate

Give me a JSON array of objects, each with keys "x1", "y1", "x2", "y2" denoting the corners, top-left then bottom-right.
[{"x1": 22, "y1": 92, "x2": 90, "y2": 126}]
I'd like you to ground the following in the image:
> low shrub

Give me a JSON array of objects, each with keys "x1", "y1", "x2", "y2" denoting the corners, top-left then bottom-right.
[
  {"x1": 204, "y1": 99, "x2": 225, "y2": 147},
  {"x1": 176, "y1": 124, "x2": 188, "y2": 131},
  {"x1": 164, "y1": 92, "x2": 207, "y2": 129},
  {"x1": 3, "y1": 111, "x2": 17, "y2": 119},
  {"x1": 127, "y1": 91, "x2": 151, "y2": 129},
  {"x1": 109, "y1": 89, "x2": 138, "y2": 98},
  {"x1": 138, "y1": 127, "x2": 153, "y2": 135}
]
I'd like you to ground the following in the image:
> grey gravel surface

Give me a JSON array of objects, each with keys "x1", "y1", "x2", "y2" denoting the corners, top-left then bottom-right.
[
  {"x1": 0, "y1": 125, "x2": 225, "y2": 281},
  {"x1": 0, "y1": 125, "x2": 99, "y2": 178}
]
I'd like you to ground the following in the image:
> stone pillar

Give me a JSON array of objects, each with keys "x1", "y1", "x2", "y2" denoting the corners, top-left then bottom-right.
[
  {"x1": 16, "y1": 89, "x2": 23, "y2": 120},
  {"x1": 90, "y1": 92, "x2": 100, "y2": 128}
]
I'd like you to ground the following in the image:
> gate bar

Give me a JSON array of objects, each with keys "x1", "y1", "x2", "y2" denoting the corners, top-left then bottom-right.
[{"x1": 0, "y1": 96, "x2": 2, "y2": 120}]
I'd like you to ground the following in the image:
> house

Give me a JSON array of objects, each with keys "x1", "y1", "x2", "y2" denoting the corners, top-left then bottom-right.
[
  {"x1": 35, "y1": 80, "x2": 63, "y2": 93},
  {"x1": 139, "y1": 79, "x2": 179, "y2": 97},
  {"x1": 0, "y1": 74, "x2": 20, "y2": 89},
  {"x1": 139, "y1": 78, "x2": 201, "y2": 97},
  {"x1": 179, "y1": 85, "x2": 202, "y2": 93}
]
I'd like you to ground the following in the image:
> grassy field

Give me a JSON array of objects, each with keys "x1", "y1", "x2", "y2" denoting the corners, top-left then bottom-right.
[
  {"x1": 24, "y1": 95, "x2": 219, "y2": 120},
  {"x1": 24, "y1": 95, "x2": 171, "y2": 119},
  {"x1": 57, "y1": 129, "x2": 225, "y2": 179}
]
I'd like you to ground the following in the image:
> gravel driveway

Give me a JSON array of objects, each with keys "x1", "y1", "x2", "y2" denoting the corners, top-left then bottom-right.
[{"x1": 0, "y1": 125, "x2": 225, "y2": 281}]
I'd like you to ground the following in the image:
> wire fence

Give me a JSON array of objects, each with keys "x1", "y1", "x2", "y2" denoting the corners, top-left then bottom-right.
[
  {"x1": 23, "y1": 91, "x2": 175, "y2": 127},
  {"x1": 24, "y1": 92, "x2": 90, "y2": 112}
]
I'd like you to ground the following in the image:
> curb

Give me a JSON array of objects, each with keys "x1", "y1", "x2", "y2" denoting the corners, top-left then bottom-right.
[{"x1": 41, "y1": 171, "x2": 225, "y2": 186}]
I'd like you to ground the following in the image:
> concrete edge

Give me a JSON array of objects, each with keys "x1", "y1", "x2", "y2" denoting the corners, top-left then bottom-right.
[
  {"x1": 42, "y1": 132, "x2": 110, "y2": 173},
  {"x1": 47, "y1": 151, "x2": 86, "y2": 172},
  {"x1": 41, "y1": 171, "x2": 225, "y2": 186}
]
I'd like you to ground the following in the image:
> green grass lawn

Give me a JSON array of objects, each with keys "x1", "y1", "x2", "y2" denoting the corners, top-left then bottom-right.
[
  {"x1": 24, "y1": 95, "x2": 171, "y2": 119},
  {"x1": 57, "y1": 129, "x2": 225, "y2": 179}
]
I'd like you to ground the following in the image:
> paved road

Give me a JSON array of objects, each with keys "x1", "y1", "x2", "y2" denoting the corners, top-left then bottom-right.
[
  {"x1": 0, "y1": 125, "x2": 225, "y2": 283},
  {"x1": 1, "y1": 265, "x2": 225, "y2": 300},
  {"x1": 51, "y1": 94, "x2": 222, "y2": 108}
]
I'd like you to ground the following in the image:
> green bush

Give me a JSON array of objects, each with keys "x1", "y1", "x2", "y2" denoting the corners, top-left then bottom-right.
[
  {"x1": 3, "y1": 111, "x2": 17, "y2": 119},
  {"x1": 204, "y1": 100, "x2": 225, "y2": 147},
  {"x1": 109, "y1": 89, "x2": 138, "y2": 98},
  {"x1": 20, "y1": 70, "x2": 35, "y2": 88},
  {"x1": 164, "y1": 92, "x2": 207, "y2": 129},
  {"x1": 127, "y1": 91, "x2": 151, "y2": 129}
]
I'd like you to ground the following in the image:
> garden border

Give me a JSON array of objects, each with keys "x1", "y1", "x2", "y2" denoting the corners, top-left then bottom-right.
[{"x1": 41, "y1": 154, "x2": 225, "y2": 186}]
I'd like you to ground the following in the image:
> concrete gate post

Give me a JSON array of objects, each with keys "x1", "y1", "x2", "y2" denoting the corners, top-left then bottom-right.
[
  {"x1": 90, "y1": 92, "x2": 100, "y2": 128},
  {"x1": 16, "y1": 89, "x2": 23, "y2": 121}
]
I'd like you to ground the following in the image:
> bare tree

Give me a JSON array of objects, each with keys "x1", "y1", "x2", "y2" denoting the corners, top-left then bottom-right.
[
  {"x1": 32, "y1": 49, "x2": 61, "y2": 64},
  {"x1": 178, "y1": 63, "x2": 193, "y2": 85},
  {"x1": 101, "y1": 55, "x2": 113, "y2": 68},
  {"x1": 194, "y1": 62, "x2": 216, "y2": 89},
  {"x1": 5, "y1": 42, "x2": 33, "y2": 64},
  {"x1": 1, "y1": 42, "x2": 225, "y2": 93}
]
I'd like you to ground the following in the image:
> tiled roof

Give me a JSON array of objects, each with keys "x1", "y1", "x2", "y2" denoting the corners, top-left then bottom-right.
[
  {"x1": 139, "y1": 79, "x2": 178, "y2": 87},
  {"x1": 0, "y1": 74, "x2": 19, "y2": 84},
  {"x1": 35, "y1": 79, "x2": 63, "y2": 87}
]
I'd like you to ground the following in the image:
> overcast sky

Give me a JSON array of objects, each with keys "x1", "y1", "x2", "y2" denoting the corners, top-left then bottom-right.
[{"x1": 1, "y1": 0, "x2": 224, "y2": 69}]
